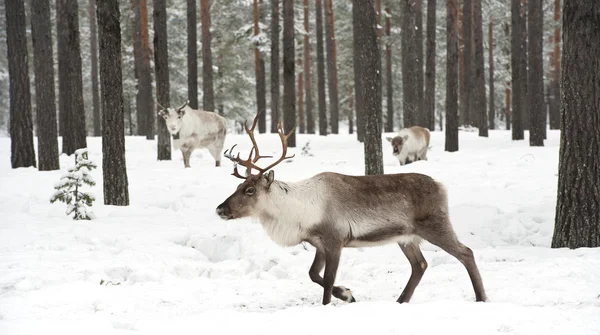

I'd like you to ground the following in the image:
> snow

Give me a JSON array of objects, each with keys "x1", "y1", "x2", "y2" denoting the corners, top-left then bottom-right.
[{"x1": 0, "y1": 130, "x2": 599, "y2": 335}]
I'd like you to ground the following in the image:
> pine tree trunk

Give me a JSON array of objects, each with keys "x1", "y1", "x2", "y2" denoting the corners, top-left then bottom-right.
[
  {"x1": 282, "y1": 0, "x2": 296, "y2": 147},
  {"x1": 415, "y1": 0, "x2": 425, "y2": 127},
  {"x1": 348, "y1": 87, "x2": 354, "y2": 134},
  {"x1": 385, "y1": 7, "x2": 394, "y2": 133},
  {"x1": 131, "y1": 0, "x2": 145, "y2": 136},
  {"x1": 458, "y1": 8, "x2": 468, "y2": 126},
  {"x1": 31, "y1": 0, "x2": 59, "y2": 171},
  {"x1": 548, "y1": 0, "x2": 561, "y2": 130},
  {"x1": 135, "y1": 0, "x2": 154, "y2": 140},
  {"x1": 527, "y1": 0, "x2": 543, "y2": 146},
  {"x1": 445, "y1": 0, "x2": 459, "y2": 152},
  {"x1": 57, "y1": 0, "x2": 87, "y2": 155},
  {"x1": 187, "y1": 0, "x2": 198, "y2": 110},
  {"x1": 552, "y1": 0, "x2": 600, "y2": 248},
  {"x1": 401, "y1": 0, "x2": 418, "y2": 128},
  {"x1": 520, "y1": 0, "x2": 529, "y2": 131},
  {"x1": 504, "y1": 22, "x2": 511, "y2": 131},
  {"x1": 200, "y1": 0, "x2": 215, "y2": 112},
  {"x1": 303, "y1": 0, "x2": 314, "y2": 134},
  {"x1": 463, "y1": 0, "x2": 475, "y2": 127},
  {"x1": 153, "y1": 0, "x2": 171, "y2": 160},
  {"x1": 6, "y1": 0, "x2": 36, "y2": 168},
  {"x1": 488, "y1": 17, "x2": 495, "y2": 130},
  {"x1": 89, "y1": 0, "x2": 101, "y2": 136},
  {"x1": 473, "y1": 0, "x2": 487, "y2": 136},
  {"x1": 324, "y1": 0, "x2": 339, "y2": 134},
  {"x1": 352, "y1": 0, "x2": 364, "y2": 142},
  {"x1": 316, "y1": 0, "x2": 327, "y2": 136},
  {"x1": 270, "y1": 0, "x2": 280, "y2": 133},
  {"x1": 511, "y1": 0, "x2": 525, "y2": 140},
  {"x1": 298, "y1": 56, "x2": 305, "y2": 133},
  {"x1": 97, "y1": 0, "x2": 129, "y2": 206},
  {"x1": 253, "y1": 0, "x2": 267, "y2": 133},
  {"x1": 424, "y1": 0, "x2": 436, "y2": 131},
  {"x1": 353, "y1": 0, "x2": 383, "y2": 175}
]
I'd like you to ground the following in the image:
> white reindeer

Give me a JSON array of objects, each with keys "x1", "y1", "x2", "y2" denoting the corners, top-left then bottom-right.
[
  {"x1": 216, "y1": 114, "x2": 487, "y2": 305},
  {"x1": 158, "y1": 101, "x2": 227, "y2": 168},
  {"x1": 386, "y1": 126, "x2": 431, "y2": 165}
]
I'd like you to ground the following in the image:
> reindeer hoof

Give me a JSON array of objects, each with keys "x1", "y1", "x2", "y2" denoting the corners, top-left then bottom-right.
[{"x1": 334, "y1": 286, "x2": 356, "y2": 303}]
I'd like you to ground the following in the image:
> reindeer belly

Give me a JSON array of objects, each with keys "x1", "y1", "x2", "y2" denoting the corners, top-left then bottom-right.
[{"x1": 346, "y1": 235, "x2": 418, "y2": 248}]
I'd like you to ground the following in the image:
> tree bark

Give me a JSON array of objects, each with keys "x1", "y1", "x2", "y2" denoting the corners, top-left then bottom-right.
[
  {"x1": 352, "y1": 0, "x2": 364, "y2": 142},
  {"x1": 254, "y1": 0, "x2": 267, "y2": 133},
  {"x1": 200, "y1": 0, "x2": 215, "y2": 112},
  {"x1": 473, "y1": 0, "x2": 487, "y2": 136},
  {"x1": 401, "y1": 0, "x2": 418, "y2": 128},
  {"x1": 131, "y1": 0, "x2": 145, "y2": 136},
  {"x1": 282, "y1": 0, "x2": 296, "y2": 147},
  {"x1": 445, "y1": 0, "x2": 459, "y2": 152},
  {"x1": 153, "y1": 0, "x2": 171, "y2": 160},
  {"x1": 324, "y1": 0, "x2": 339, "y2": 134},
  {"x1": 510, "y1": 0, "x2": 525, "y2": 140},
  {"x1": 316, "y1": 0, "x2": 327, "y2": 136},
  {"x1": 31, "y1": 0, "x2": 59, "y2": 171},
  {"x1": 415, "y1": 0, "x2": 425, "y2": 127},
  {"x1": 353, "y1": 0, "x2": 383, "y2": 175},
  {"x1": 57, "y1": 0, "x2": 87, "y2": 155},
  {"x1": 552, "y1": 0, "x2": 600, "y2": 248},
  {"x1": 89, "y1": 0, "x2": 101, "y2": 136},
  {"x1": 527, "y1": 0, "x2": 543, "y2": 146},
  {"x1": 6, "y1": 0, "x2": 36, "y2": 168},
  {"x1": 488, "y1": 17, "x2": 495, "y2": 130},
  {"x1": 521, "y1": 0, "x2": 529, "y2": 130},
  {"x1": 384, "y1": 7, "x2": 394, "y2": 133},
  {"x1": 303, "y1": 0, "x2": 314, "y2": 134},
  {"x1": 424, "y1": 0, "x2": 436, "y2": 131},
  {"x1": 187, "y1": 0, "x2": 198, "y2": 109},
  {"x1": 270, "y1": 0, "x2": 280, "y2": 133},
  {"x1": 97, "y1": 0, "x2": 129, "y2": 206},
  {"x1": 135, "y1": 0, "x2": 154, "y2": 139},
  {"x1": 458, "y1": 7, "x2": 468, "y2": 126},
  {"x1": 548, "y1": 0, "x2": 561, "y2": 130}
]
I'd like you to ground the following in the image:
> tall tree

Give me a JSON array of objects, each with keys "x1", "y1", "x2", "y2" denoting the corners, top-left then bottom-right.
[
  {"x1": 424, "y1": 0, "x2": 436, "y2": 131},
  {"x1": 401, "y1": 0, "x2": 418, "y2": 128},
  {"x1": 97, "y1": 0, "x2": 129, "y2": 206},
  {"x1": 316, "y1": 0, "x2": 327, "y2": 136},
  {"x1": 270, "y1": 0, "x2": 280, "y2": 133},
  {"x1": 298, "y1": 56, "x2": 305, "y2": 133},
  {"x1": 527, "y1": 0, "x2": 543, "y2": 146},
  {"x1": 511, "y1": 0, "x2": 525, "y2": 140},
  {"x1": 57, "y1": 0, "x2": 87, "y2": 155},
  {"x1": 548, "y1": 0, "x2": 561, "y2": 130},
  {"x1": 132, "y1": 0, "x2": 154, "y2": 139},
  {"x1": 353, "y1": 0, "x2": 383, "y2": 175},
  {"x1": 488, "y1": 17, "x2": 495, "y2": 130},
  {"x1": 520, "y1": 0, "x2": 529, "y2": 130},
  {"x1": 504, "y1": 22, "x2": 511, "y2": 131},
  {"x1": 31, "y1": 0, "x2": 59, "y2": 170},
  {"x1": 282, "y1": 0, "x2": 296, "y2": 147},
  {"x1": 187, "y1": 0, "x2": 198, "y2": 109},
  {"x1": 458, "y1": 8, "x2": 468, "y2": 126},
  {"x1": 303, "y1": 0, "x2": 315, "y2": 134},
  {"x1": 552, "y1": 0, "x2": 600, "y2": 248},
  {"x1": 153, "y1": 0, "x2": 171, "y2": 160},
  {"x1": 200, "y1": 0, "x2": 215, "y2": 112},
  {"x1": 253, "y1": 0, "x2": 267, "y2": 133},
  {"x1": 415, "y1": 0, "x2": 425, "y2": 127},
  {"x1": 6, "y1": 0, "x2": 36, "y2": 168},
  {"x1": 473, "y1": 0, "x2": 487, "y2": 136},
  {"x1": 352, "y1": 1, "x2": 364, "y2": 142},
  {"x1": 462, "y1": 0, "x2": 474, "y2": 127},
  {"x1": 89, "y1": 0, "x2": 101, "y2": 136},
  {"x1": 324, "y1": 0, "x2": 339, "y2": 134},
  {"x1": 132, "y1": 0, "x2": 145, "y2": 136},
  {"x1": 445, "y1": 0, "x2": 459, "y2": 152},
  {"x1": 384, "y1": 7, "x2": 394, "y2": 132}
]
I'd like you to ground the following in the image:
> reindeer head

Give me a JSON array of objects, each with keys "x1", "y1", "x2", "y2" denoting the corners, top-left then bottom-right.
[
  {"x1": 157, "y1": 100, "x2": 189, "y2": 135},
  {"x1": 216, "y1": 113, "x2": 295, "y2": 221},
  {"x1": 386, "y1": 135, "x2": 409, "y2": 156}
]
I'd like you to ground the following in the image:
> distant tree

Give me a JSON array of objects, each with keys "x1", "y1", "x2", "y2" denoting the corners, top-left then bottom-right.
[
  {"x1": 527, "y1": 0, "x2": 543, "y2": 146},
  {"x1": 445, "y1": 0, "x2": 459, "y2": 152},
  {"x1": 89, "y1": 0, "x2": 101, "y2": 136},
  {"x1": 270, "y1": 0, "x2": 280, "y2": 133},
  {"x1": 153, "y1": 0, "x2": 171, "y2": 160},
  {"x1": 511, "y1": 0, "x2": 525, "y2": 140},
  {"x1": 187, "y1": 0, "x2": 198, "y2": 110},
  {"x1": 132, "y1": 0, "x2": 154, "y2": 139},
  {"x1": 316, "y1": 0, "x2": 327, "y2": 136},
  {"x1": 504, "y1": 22, "x2": 511, "y2": 131},
  {"x1": 473, "y1": 0, "x2": 487, "y2": 136},
  {"x1": 552, "y1": 0, "x2": 599, "y2": 248},
  {"x1": 31, "y1": 0, "x2": 60, "y2": 171},
  {"x1": 384, "y1": 7, "x2": 394, "y2": 132},
  {"x1": 282, "y1": 0, "x2": 296, "y2": 147},
  {"x1": 488, "y1": 17, "x2": 495, "y2": 130},
  {"x1": 415, "y1": 0, "x2": 425, "y2": 127},
  {"x1": 324, "y1": 0, "x2": 339, "y2": 134},
  {"x1": 548, "y1": 0, "x2": 561, "y2": 130},
  {"x1": 253, "y1": 0, "x2": 267, "y2": 133},
  {"x1": 352, "y1": 0, "x2": 364, "y2": 142},
  {"x1": 303, "y1": 0, "x2": 315, "y2": 134},
  {"x1": 401, "y1": 0, "x2": 418, "y2": 128},
  {"x1": 6, "y1": 0, "x2": 36, "y2": 168},
  {"x1": 97, "y1": 0, "x2": 129, "y2": 206},
  {"x1": 462, "y1": 0, "x2": 473, "y2": 127},
  {"x1": 458, "y1": 8, "x2": 468, "y2": 126},
  {"x1": 353, "y1": 0, "x2": 383, "y2": 175},
  {"x1": 57, "y1": 0, "x2": 87, "y2": 155},
  {"x1": 424, "y1": 0, "x2": 436, "y2": 131},
  {"x1": 298, "y1": 56, "x2": 305, "y2": 133},
  {"x1": 201, "y1": 0, "x2": 215, "y2": 112}
]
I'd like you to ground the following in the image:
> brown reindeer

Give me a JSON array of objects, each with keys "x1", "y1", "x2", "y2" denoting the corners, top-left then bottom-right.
[{"x1": 216, "y1": 114, "x2": 487, "y2": 305}]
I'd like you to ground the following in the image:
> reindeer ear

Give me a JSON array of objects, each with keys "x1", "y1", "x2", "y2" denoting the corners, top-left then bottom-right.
[
  {"x1": 177, "y1": 108, "x2": 186, "y2": 116},
  {"x1": 264, "y1": 170, "x2": 275, "y2": 188},
  {"x1": 402, "y1": 135, "x2": 409, "y2": 141},
  {"x1": 386, "y1": 137, "x2": 393, "y2": 143},
  {"x1": 244, "y1": 167, "x2": 252, "y2": 178}
]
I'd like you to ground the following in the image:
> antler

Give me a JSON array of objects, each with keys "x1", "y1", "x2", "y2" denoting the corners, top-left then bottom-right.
[
  {"x1": 257, "y1": 120, "x2": 296, "y2": 173},
  {"x1": 156, "y1": 100, "x2": 167, "y2": 110},
  {"x1": 177, "y1": 100, "x2": 189, "y2": 110}
]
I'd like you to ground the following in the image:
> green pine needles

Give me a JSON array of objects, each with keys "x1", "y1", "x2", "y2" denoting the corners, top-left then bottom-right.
[{"x1": 50, "y1": 148, "x2": 97, "y2": 220}]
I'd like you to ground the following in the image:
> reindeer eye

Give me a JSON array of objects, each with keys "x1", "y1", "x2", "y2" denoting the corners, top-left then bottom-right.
[{"x1": 245, "y1": 187, "x2": 256, "y2": 196}]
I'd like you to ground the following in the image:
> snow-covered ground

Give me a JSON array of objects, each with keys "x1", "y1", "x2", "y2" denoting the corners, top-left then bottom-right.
[{"x1": 1, "y1": 129, "x2": 599, "y2": 335}]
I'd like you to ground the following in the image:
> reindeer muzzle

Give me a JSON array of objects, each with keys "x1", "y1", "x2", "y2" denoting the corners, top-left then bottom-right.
[{"x1": 216, "y1": 202, "x2": 233, "y2": 220}]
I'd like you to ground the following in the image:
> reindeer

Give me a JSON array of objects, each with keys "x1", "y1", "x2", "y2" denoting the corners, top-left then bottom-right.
[
  {"x1": 216, "y1": 114, "x2": 487, "y2": 305},
  {"x1": 386, "y1": 126, "x2": 431, "y2": 165}
]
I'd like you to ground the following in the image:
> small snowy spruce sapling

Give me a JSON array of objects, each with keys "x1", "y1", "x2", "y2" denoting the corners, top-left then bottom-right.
[{"x1": 50, "y1": 149, "x2": 97, "y2": 220}]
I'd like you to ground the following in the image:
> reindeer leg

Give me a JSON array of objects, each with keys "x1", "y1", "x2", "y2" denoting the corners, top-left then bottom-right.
[
  {"x1": 309, "y1": 249, "x2": 355, "y2": 304},
  {"x1": 397, "y1": 242, "x2": 428, "y2": 303},
  {"x1": 182, "y1": 149, "x2": 191, "y2": 168}
]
